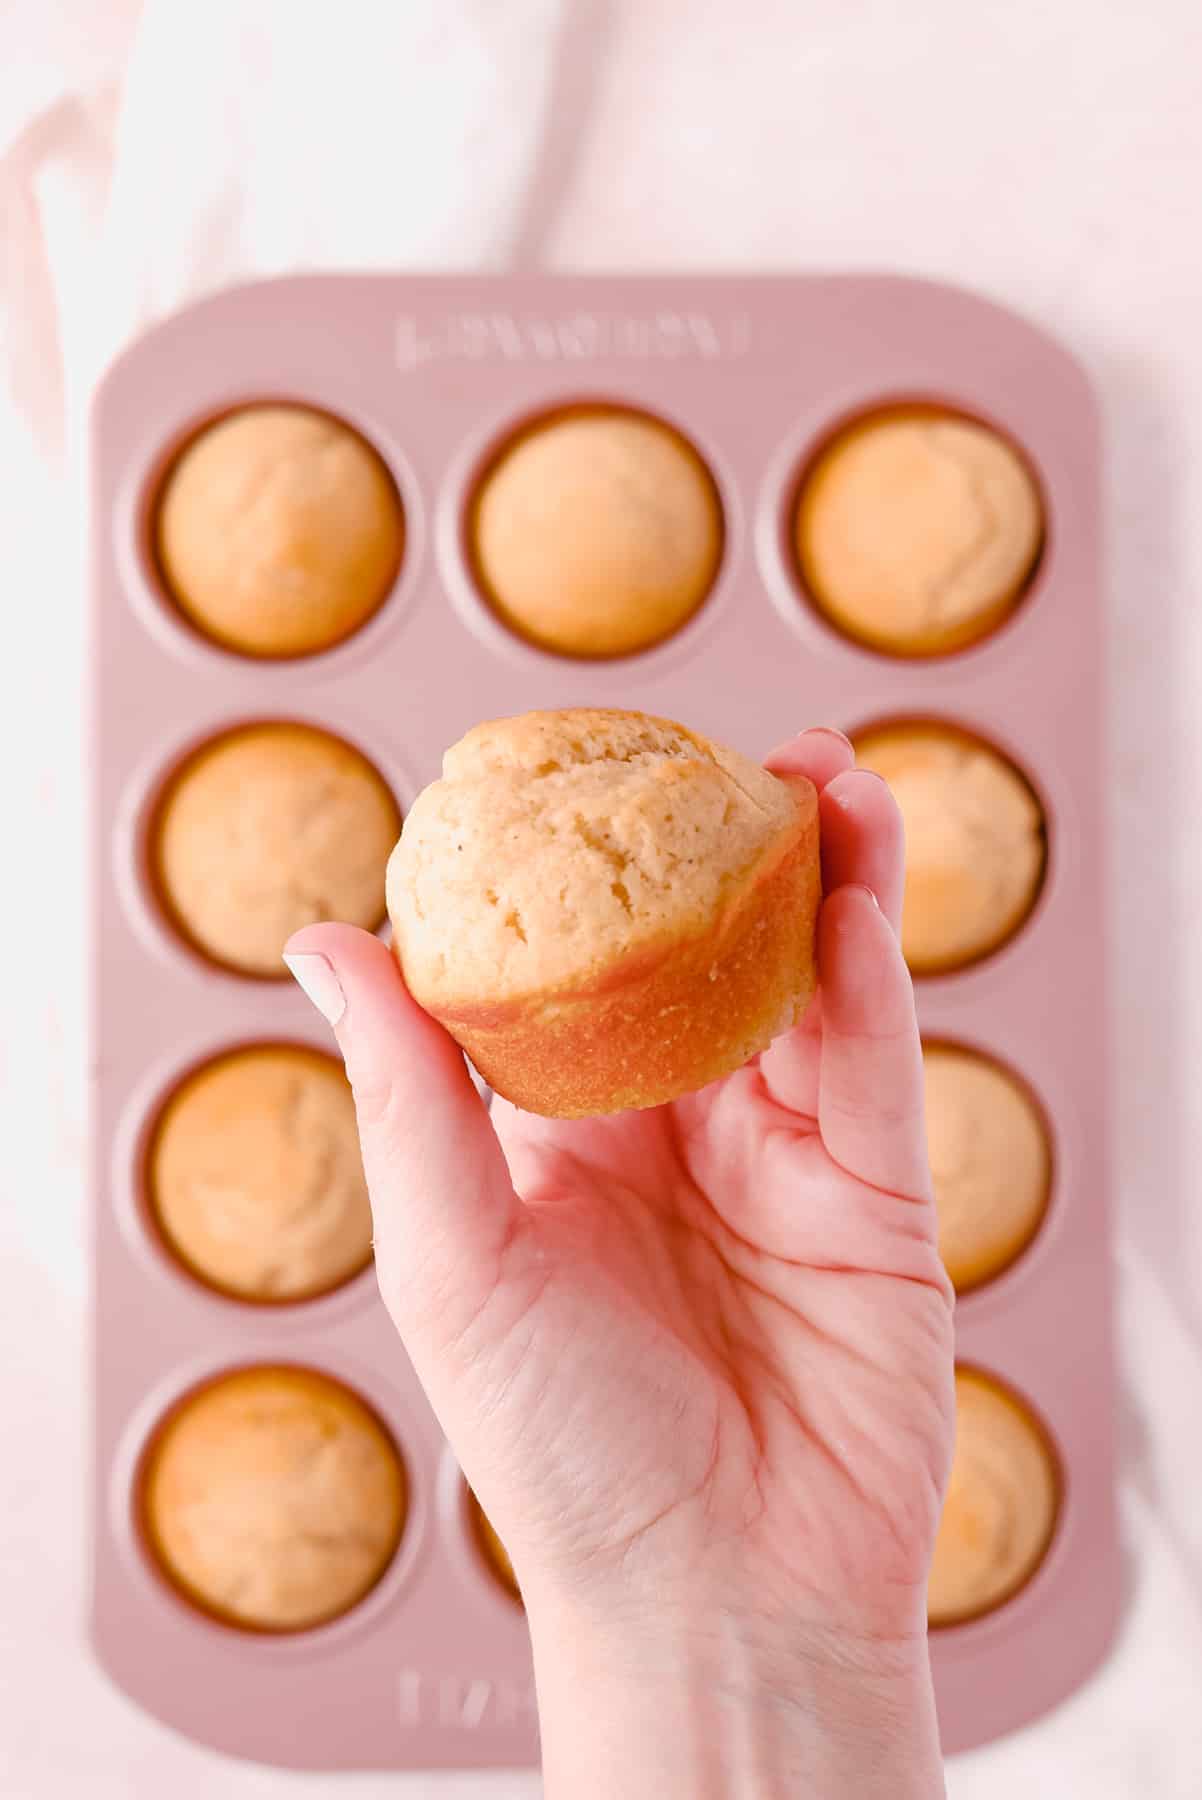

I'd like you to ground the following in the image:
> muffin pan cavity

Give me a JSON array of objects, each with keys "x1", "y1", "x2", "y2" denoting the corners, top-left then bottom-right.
[
  {"x1": 90, "y1": 273, "x2": 1117, "y2": 1767},
  {"x1": 150, "y1": 402, "x2": 405, "y2": 661},
  {"x1": 791, "y1": 403, "x2": 1045, "y2": 660},
  {"x1": 137, "y1": 1364, "x2": 407, "y2": 1634},
  {"x1": 929, "y1": 1366, "x2": 1061, "y2": 1629},
  {"x1": 144, "y1": 1042, "x2": 373, "y2": 1306},
  {"x1": 922, "y1": 1041, "x2": 1053, "y2": 1295},
  {"x1": 851, "y1": 718, "x2": 1048, "y2": 976},
  {"x1": 466, "y1": 402, "x2": 724, "y2": 660},
  {"x1": 146, "y1": 719, "x2": 401, "y2": 979},
  {"x1": 466, "y1": 1488, "x2": 522, "y2": 1606}
]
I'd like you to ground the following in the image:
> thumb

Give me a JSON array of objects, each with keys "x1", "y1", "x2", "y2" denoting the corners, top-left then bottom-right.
[{"x1": 283, "y1": 923, "x2": 521, "y2": 1337}]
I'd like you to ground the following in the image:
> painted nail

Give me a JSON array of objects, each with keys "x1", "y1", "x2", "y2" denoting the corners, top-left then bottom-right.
[
  {"x1": 283, "y1": 952, "x2": 346, "y2": 1026},
  {"x1": 803, "y1": 726, "x2": 854, "y2": 753}
]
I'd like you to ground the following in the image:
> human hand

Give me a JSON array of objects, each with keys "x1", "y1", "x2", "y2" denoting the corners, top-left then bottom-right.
[{"x1": 285, "y1": 727, "x2": 954, "y2": 1798}]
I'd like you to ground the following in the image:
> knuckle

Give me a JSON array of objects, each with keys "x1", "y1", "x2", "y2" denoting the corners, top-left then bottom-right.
[{"x1": 346, "y1": 1060, "x2": 400, "y2": 1133}]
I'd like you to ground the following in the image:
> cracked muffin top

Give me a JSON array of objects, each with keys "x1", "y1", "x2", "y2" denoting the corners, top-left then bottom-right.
[
  {"x1": 388, "y1": 708, "x2": 803, "y2": 1008},
  {"x1": 469, "y1": 406, "x2": 723, "y2": 659},
  {"x1": 141, "y1": 1365, "x2": 406, "y2": 1632},
  {"x1": 147, "y1": 1043, "x2": 373, "y2": 1303},
  {"x1": 154, "y1": 403, "x2": 404, "y2": 659},
  {"x1": 794, "y1": 406, "x2": 1044, "y2": 657},
  {"x1": 151, "y1": 721, "x2": 400, "y2": 977}
]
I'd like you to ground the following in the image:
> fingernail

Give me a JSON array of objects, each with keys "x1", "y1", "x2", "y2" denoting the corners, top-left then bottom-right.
[
  {"x1": 283, "y1": 952, "x2": 346, "y2": 1026},
  {"x1": 804, "y1": 726, "x2": 854, "y2": 753},
  {"x1": 845, "y1": 882, "x2": 880, "y2": 909}
]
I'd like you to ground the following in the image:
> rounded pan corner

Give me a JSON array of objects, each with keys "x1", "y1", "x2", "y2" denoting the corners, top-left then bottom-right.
[
  {"x1": 87, "y1": 1615, "x2": 256, "y2": 1767},
  {"x1": 822, "y1": 270, "x2": 1100, "y2": 431},
  {"x1": 87, "y1": 1613, "x2": 365, "y2": 1772},
  {"x1": 934, "y1": 1536, "x2": 1126, "y2": 1756},
  {"x1": 90, "y1": 274, "x2": 389, "y2": 428}
]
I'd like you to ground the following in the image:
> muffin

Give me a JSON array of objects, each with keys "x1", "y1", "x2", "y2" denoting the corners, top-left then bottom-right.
[
  {"x1": 794, "y1": 406, "x2": 1043, "y2": 657},
  {"x1": 147, "y1": 1044, "x2": 373, "y2": 1303},
  {"x1": 924, "y1": 1044, "x2": 1051, "y2": 1293},
  {"x1": 154, "y1": 403, "x2": 404, "y2": 658},
  {"x1": 468, "y1": 1490, "x2": 520, "y2": 1603},
  {"x1": 151, "y1": 721, "x2": 400, "y2": 977},
  {"x1": 141, "y1": 1366, "x2": 406, "y2": 1632},
  {"x1": 852, "y1": 721, "x2": 1045, "y2": 975},
  {"x1": 929, "y1": 1367, "x2": 1059, "y2": 1627},
  {"x1": 388, "y1": 710, "x2": 820, "y2": 1117},
  {"x1": 469, "y1": 406, "x2": 723, "y2": 658}
]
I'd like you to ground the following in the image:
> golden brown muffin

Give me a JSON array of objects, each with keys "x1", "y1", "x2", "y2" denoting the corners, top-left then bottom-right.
[
  {"x1": 147, "y1": 1044, "x2": 373, "y2": 1303},
  {"x1": 151, "y1": 721, "x2": 400, "y2": 977},
  {"x1": 141, "y1": 1366, "x2": 406, "y2": 1632},
  {"x1": 928, "y1": 1367, "x2": 1059, "y2": 1627},
  {"x1": 923, "y1": 1044, "x2": 1051, "y2": 1293},
  {"x1": 387, "y1": 709, "x2": 820, "y2": 1117},
  {"x1": 795, "y1": 406, "x2": 1043, "y2": 657},
  {"x1": 154, "y1": 404, "x2": 404, "y2": 658},
  {"x1": 469, "y1": 406, "x2": 723, "y2": 658},
  {"x1": 468, "y1": 1490, "x2": 521, "y2": 1603},
  {"x1": 852, "y1": 721, "x2": 1045, "y2": 975}
]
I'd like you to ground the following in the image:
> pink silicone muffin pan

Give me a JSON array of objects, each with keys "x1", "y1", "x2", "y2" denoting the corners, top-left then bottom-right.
[{"x1": 89, "y1": 273, "x2": 1118, "y2": 1768}]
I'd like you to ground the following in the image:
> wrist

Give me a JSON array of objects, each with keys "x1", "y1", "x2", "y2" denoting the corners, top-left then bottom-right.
[{"x1": 527, "y1": 1598, "x2": 944, "y2": 1800}]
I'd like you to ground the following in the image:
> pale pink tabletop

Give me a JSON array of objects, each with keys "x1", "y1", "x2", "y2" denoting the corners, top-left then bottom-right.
[{"x1": 4, "y1": 3, "x2": 1202, "y2": 1797}]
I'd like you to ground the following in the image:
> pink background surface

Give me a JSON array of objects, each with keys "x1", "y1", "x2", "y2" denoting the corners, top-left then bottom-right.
[{"x1": 4, "y1": 3, "x2": 1202, "y2": 1795}]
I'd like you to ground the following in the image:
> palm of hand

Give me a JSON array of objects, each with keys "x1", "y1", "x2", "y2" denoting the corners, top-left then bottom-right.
[{"x1": 451, "y1": 1022, "x2": 951, "y2": 1649}]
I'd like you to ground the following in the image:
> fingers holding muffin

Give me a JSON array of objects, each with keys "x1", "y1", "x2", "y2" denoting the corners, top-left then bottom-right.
[
  {"x1": 757, "y1": 738, "x2": 908, "y2": 1120},
  {"x1": 284, "y1": 711, "x2": 917, "y2": 1136},
  {"x1": 764, "y1": 727, "x2": 906, "y2": 935}
]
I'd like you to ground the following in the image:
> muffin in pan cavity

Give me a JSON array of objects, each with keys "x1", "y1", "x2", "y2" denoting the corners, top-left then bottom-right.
[
  {"x1": 145, "y1": 1043, "x2": 373, "y2": 1305},
  {"x1": 928, "y1": 1367, "x2": 1060, "y2": 1629},
  {"x1": 468, "y1": 404, "x2": 723, "y2": 659},
  {"x1": 153, "y1": 403, "x2": 404, "y2": 660},
  {"x1": 149, "y1": 720, "x2": 401, "y2": 979},
  {"x1": 851, "y1": 719, "x2": 1046, "y2": 976},
  {"x1": 139, "y1": 1365, "x2": 407, "y2": 1634},
  {"x1": 793, "y1": 404, "x2": 1044, "y2": 659},
  {"x1": 922, "y1": 1042, "x2": 1052, "y2": 1294},
  {"x1": 467, "y1": 1488, "x2": 521, "y2": 1606}
]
